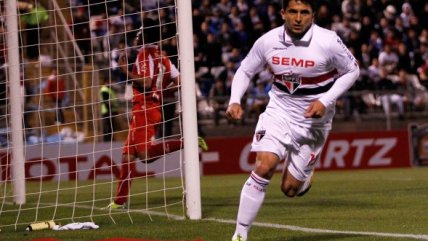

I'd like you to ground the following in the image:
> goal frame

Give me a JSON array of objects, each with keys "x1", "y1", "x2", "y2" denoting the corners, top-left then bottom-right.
[{"x1": 5, "y1": 0, "x2": 201, "y2": 219}]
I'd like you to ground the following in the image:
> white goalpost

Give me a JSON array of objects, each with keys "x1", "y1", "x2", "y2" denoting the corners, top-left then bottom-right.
[
  {"x1": 5, "y1": 0, "x2": 26, "y2": 206},
  {"x1": 0, "y1": 0, "x2": 201, "y2": 231}
]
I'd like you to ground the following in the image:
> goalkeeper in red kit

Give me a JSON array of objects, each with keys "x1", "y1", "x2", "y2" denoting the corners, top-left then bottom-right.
[{"x1": 105, "y1": 18, "x2": 207, "y2": 209}]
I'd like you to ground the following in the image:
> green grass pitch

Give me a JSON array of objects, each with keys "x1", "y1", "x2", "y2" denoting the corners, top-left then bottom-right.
[{"x1": 1, "y1": 167, "x2": 428, "y2": 241}]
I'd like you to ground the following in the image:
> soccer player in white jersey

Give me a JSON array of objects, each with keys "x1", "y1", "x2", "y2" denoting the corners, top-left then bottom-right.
[{"x1": 225, "y1": 0, "x2": 360, "y2": 240}]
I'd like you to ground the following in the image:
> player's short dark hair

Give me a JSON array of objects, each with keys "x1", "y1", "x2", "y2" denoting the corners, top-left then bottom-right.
[
  {"x1": 281, "y1": 0, "x2": 317, "y2": 12},
  {"x1": 135, "y1": 17, "x2": 161, "y2": 45}
]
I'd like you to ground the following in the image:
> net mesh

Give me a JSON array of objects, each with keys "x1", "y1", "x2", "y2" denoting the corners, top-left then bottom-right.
[{"x1": 0, "y1": 0, "x2": 186, "y2": 231}]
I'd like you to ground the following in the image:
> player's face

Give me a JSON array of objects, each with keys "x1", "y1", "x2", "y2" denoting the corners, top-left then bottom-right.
[{"x1": 281, "y1": 0, "x2": 314, "y2": 38}]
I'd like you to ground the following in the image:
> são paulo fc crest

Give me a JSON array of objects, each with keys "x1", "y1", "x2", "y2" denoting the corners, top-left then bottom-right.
[
  {"x1": 279, "y1": 71, "x2": 301, "y2": 94},
  {"x1": 255, "y1": 130, "x2": 266, "y2": 141}
]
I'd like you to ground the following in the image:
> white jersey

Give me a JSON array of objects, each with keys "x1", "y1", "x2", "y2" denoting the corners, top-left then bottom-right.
[{"x1": 229, "y1": 24, "x2": 360, "y2": 129}]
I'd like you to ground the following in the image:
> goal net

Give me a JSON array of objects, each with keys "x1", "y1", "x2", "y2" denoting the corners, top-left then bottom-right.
[{"x1": 0, "y1": 0, "x2": 200, "y2": 231}]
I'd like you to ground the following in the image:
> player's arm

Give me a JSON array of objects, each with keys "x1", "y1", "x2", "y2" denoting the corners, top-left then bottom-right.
[
  {"x1": 313, "y1": 35, "x2": 360, "y2": 115},
  {"x1": 163, "y1": 61, "x2": 180, "y2": 95},
  {"x1": 118, "y1": 53, "x2": 152, "y2": 88},
  {"x1": 225, "y1": 68, "x2": 251, "y2": 120},
  {"x1": 226, "y1": 37, "x2": 267, "y2": 121}
]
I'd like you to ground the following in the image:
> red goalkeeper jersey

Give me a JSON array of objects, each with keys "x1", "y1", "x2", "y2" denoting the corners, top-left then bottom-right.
[{"x1": 131, "y1": 45, "x2": 179, "y2": 108}]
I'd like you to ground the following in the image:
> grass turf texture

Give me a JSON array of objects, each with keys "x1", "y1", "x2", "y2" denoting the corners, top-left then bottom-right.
[{"x1": 1, "y1": 167, "x2": 427, "y2": 241}]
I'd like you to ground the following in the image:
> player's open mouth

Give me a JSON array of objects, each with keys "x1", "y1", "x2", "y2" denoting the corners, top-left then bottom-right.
[{"x1": 292, "y1": 25, "x2": 302, "y2": 30}]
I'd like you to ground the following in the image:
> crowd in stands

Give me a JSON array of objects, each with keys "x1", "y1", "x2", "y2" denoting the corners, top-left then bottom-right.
[
  {"x1": 77, "y1": 0, "x2": 428, "y2": 123},
  {"x1": 11, "y1": 0, "x2": 428, "y2": 130},
  {"x1": 189, "y1": 0, "x2": 428, "y2": 121}
]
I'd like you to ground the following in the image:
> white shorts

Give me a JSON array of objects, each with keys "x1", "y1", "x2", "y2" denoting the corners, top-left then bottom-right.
[{"x1": 251, "y1": 111, "x2": 329, "y2": 181}]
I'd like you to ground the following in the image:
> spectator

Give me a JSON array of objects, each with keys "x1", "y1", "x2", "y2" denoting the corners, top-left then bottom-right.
[
  {"x1": 246, "y1": 78, "x2": 269, "y2": 120},
  {"x1": 360, "y1": 43, "x2": 372, "y2": 68},
  {"x1": 198, "y1": 0, "x2": 213, "y2": 17},
  {"x1": 402, "y1": 27, "x2": 420, "y2": 54},
  {"x1": 368, "y1": 30, "x2": 383, "y2": 57},
  {"x1": 400, "y1": 2, "x2": 414, "y2": 29},
  {"x1": 236, "y1": 0, "x2": 249, "y2": 13},
  {"x1": 209, "y1": 79, "x2": 229, "y2": 125},
  {"x1": 420, "y1": 29, "x2": 428, "y2": 45},
  {"x1": 397, "y1": 41, "x2": 413, "y2": 73},
  {"x1": 71, "y1": 6, "x2": 91, "y2": 63},
  {"x1": 193, "y1": 34, "x2": 205, "y2": 73},
  {"x1": 208, "y1": 8, "x2": 223, "y2": 35},
  {"x1": 360, "y1": 0, "x2": 377, "y2": 20},
  {"x1": 377, "y1": 68, "x2": 405, "y2": 120},
  {"x1": 20, "y1": 0, "x2": 49, "y2": 60},
  {"x1": 224, "y1": 47, "x2": 243, "y2": 69},
  {"x1": 331, "y1": 16, "x2": 353, "y2": 43},
  {"x1": 266, "y1": 3, "x2": 282, "y2": 29},
  {"x1": 248, "y1": 6, "x2": 265, "y2": 39},
  {"x1": 103, "y1": 24, "x2": 123, "y2": 57},
  {"x1": 316, "y1": 3, "x2": 333, "y2": 29},
  {"x1": 394, "y1": 69, "x2": 428, "y2": 111},
  {"x1": 110, "y1": 41, "x2": 127, "y2": 82},
  {"x1": 192, "y1": 8, "x2": 204, "y2": 36},
  {"x1": 228, "y1": 6, "x2": 243, "y2": 32},
  {"x1": 218, "y1": 60, "x2": 237, "y2": 93},
  {"x1": 364, "y1": 58, "x2": 383, "y2": 109},
  {"x1": 216, "y1": 0, "x2": 232, "y2": 17},
  {"x1": 376, "y1": 17, "x2": 391, "y2": 39},
  {"x1": 341, "y1": 0, "x2": 361, "y2": 22},
  {"x1": 378, "y1": 44, "x2": 399, "y2": 74},
  {"x1": 383, "y1": 5, "x2": 397, "y2": 25},
  {"x1": 368, "y1": 57, "x2": 382, "y2": 83},
  {"x1": 420, "y1": 2, "x2": 428, "y2": 29},
  {"x1": 417, "y1": 56, "x2": 428, "y2": 87},
  {"x1": 90, "y1": 12, "x2": 108, "y2": 53},
  {"x1": 204, "y1": 33, "x2": 223, "y2": 69},
  {"x1": 383, "y1": 28, "x2": 400, "y2": 49},
  {"x1": 359, "y1": 16, "x2": 374, "y2": 44},
  {"x1": 218, "y1": 22, "x2": 233, "y2": 49},
  {"x1": 45, "y1": 69, "x2": 65, "y2": 124},
  {"x1": 159, "y1": 7, "x2": 177, "y2": 40},
  {"x1": 413, "y1": 43, "x2": 428, "y2": 73},
  {"x1": 231, "y1": 21, "x2": 250, "y2": 53},
  {"x1": 99, "y1": 76, "x2": 119, "y2": 141}
]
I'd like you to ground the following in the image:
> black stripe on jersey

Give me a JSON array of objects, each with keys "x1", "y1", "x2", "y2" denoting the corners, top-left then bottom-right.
[{"x1": 272, "y1": 81, "x2": 335, "y2": 95}]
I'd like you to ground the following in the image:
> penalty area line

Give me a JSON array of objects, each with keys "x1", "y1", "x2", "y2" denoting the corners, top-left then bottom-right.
[{"x1": 205, "y1": 217, "x2": 428, "y2": 241}]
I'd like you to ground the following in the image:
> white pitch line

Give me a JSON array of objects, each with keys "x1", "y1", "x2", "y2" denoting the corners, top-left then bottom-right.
[
  {"x1": 206, "y1": 217, "x2": 428, "y2": 240},
  {"x1": 10, "y1": 202, "x2": 428, "y2": 240}
]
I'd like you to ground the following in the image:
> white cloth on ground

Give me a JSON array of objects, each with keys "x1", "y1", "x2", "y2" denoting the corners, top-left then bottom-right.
[{"x1": 53, "y1": 222, "x2": 99, "y2": 230}]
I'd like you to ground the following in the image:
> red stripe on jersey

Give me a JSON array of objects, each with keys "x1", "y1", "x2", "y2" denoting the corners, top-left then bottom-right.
[
  {"x1": 133, "y1": 48, "x2": 151, "y2": 78},
  {"x1": 131, "y1": 46, "x2": 172, "y2": 104}
]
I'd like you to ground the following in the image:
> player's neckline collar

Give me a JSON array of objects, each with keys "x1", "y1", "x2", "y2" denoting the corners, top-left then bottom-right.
[{"x1": 282, "y1": 24, "x2": 314, "y2": 45}]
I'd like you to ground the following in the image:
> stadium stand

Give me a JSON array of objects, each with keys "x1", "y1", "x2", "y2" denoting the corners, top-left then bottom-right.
[{"x1": 4, "y1": 0, "x2": 428, "y2": 139}]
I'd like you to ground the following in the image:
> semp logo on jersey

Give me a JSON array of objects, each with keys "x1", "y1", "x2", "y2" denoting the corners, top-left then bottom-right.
[{"x1": 278, "y1": 71, "x2": 301, "y2": 94}]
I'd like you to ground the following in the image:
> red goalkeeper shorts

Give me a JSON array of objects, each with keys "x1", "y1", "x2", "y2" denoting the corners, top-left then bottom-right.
[{"x1": 122, "y1": 104, "x2": 161, "y2": 155}]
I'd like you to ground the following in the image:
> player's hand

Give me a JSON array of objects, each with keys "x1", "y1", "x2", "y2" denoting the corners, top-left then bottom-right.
[
  {"x1": 225, "y1": 103, "x2": 244, "y2": 121},
  {"x1": 304, "y1": 100, "x2": 326, "y2": 118}
]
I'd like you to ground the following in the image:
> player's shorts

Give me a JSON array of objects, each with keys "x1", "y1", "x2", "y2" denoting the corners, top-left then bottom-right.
[
  {"x1": 251, "y1": 111, "x2": 329, "y2": 181},
  {"x1": 122, "y1": 104, "x2": 161, "y2": 155}
]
